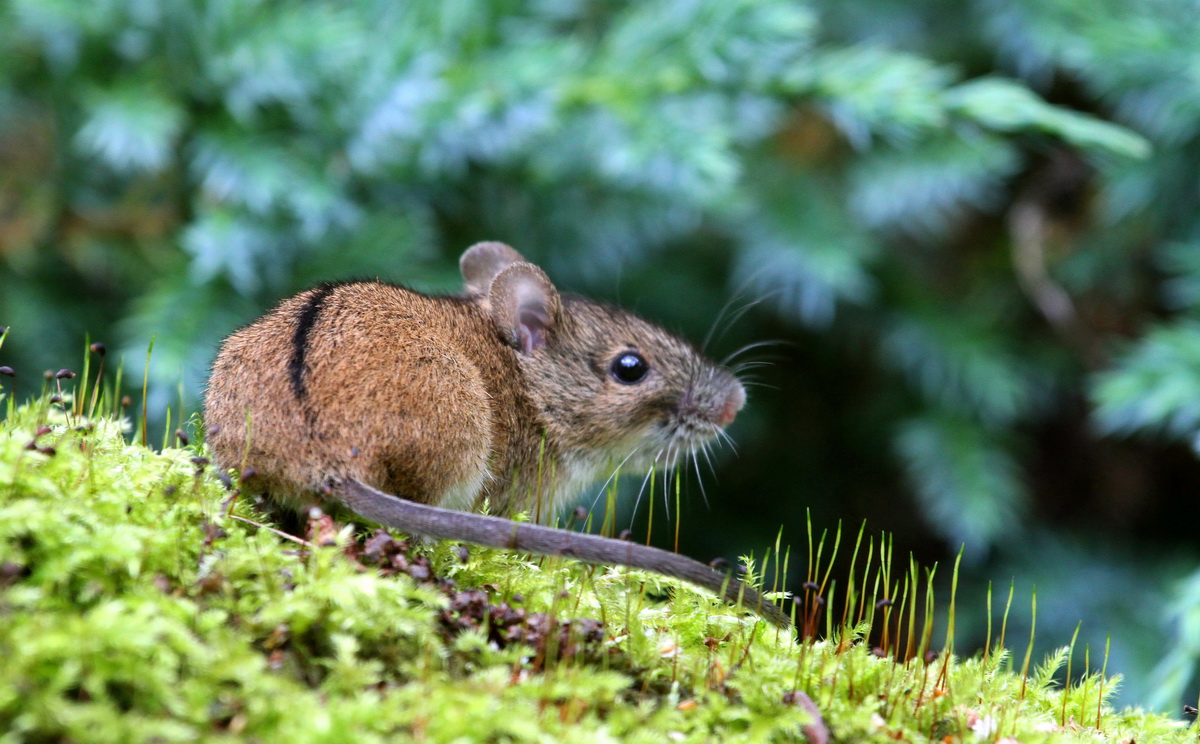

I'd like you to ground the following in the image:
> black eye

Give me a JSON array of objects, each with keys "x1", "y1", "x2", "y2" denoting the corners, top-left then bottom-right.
[{"x1": 610, "y1": 351, "x2": 649, "y2": 384}]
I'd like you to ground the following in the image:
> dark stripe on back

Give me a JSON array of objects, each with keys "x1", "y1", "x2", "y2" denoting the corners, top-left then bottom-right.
[{"x1": 289, "y1": 284, "x2": 336, "y2": 400}]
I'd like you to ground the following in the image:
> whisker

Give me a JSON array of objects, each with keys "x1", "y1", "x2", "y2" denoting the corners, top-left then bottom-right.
[
  {"x1": 588, "y1": 443, "x2": 646, "y2": 514},
  {"x1": 738, "y1": 380, "x2": 780, "y2": 391},
  {"x1": 714, "y1": 294, "x2": 774, "y2": 344},
  {"x1": 702, "y1": 292, "x2": 749, "y2": 353},
  {"x1": 733, "y1": 372, "x2": 763, "y2": 384},
  {"x1": 702, "y1": 277, "x2": 776, "y2": 352},
  {"x1": 731, "y1": 360, "x2": 777, "y2": 374},
  {"x1": 721, "y1": 339, "x2": 789, "y2": 367},
  {"x1": 691, "y1": 451, "x2": 709, "y2": 508},
  {"x1": 659, "y1": 443, "x2": 676, "y2": 520},
  {"x1": 667, "y1": 440, "x2": 681, "y2": 471},
  {"x1": 705, "y1": 297, "x2": 771, "y2": 352},
  {"x1": 698, "y1": 441, "x2": 718, "y2": 478},
  {"x1": 714, "y1": 426, "x2": 739, "y2": 455},
  {"x1": 627, "y1": 465, "x2": 658, "y2": 531}
]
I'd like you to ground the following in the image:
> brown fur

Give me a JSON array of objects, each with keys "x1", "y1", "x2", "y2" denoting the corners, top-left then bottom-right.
[
  {"x1": 207, "y1": 281, "x2": 526, "y2": 513},
  {"x1": 204, "y1": 242, "x2": 786, "y2": 626}
]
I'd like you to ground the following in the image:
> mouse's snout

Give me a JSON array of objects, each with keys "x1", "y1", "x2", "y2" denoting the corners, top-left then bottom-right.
[{"x1": 714, "y1": 378, "x2": 745, "y2": 428}]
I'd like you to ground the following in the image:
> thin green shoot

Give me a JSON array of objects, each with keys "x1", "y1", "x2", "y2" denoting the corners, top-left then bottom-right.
[
  {"x1": 877, "y1": 535, "x2": 895, "y2": 653},
  {"x1": 856, "y1": 536, "x2": 877, "y2": 629},
  {"x1": 1, "y1": 326, "x2": 12, "y2": 421},
  {"x1": 1097, "y1": 635, "x2": 1110, "y2": 730},
  {"x1": 772, "y1": 527, "x2": 783, "y2": 598},
  {"x1": 1062, "y1": 621, "x2": 1082, "y2": 726},
  {"x1": 139, "y1": 336, "x2": 155, "y2": 448},
  {"x1": 984, "y1": 581, "x2": 993, "y2": 665},
  {"x1": 883, "y1": 574, "x2": 905, "y2": 659},
  {"x1": 936, "y1": 546, "x2": 963, "y2": 689},
  {"x1": 777, "y1": 543, "x2": 791, "y2": 641},
  {"x1": 177, "y1": 377, "x2": 186, "y2": 446},
  {"x1": 162, "y1": 406, "x2": 173, "y2": 451},
  {"x1": 805, "y1": 508, "x2": 815, "y2": 588},
  {"x1": 599, "y1": 464, "x2": 618, "y2": 538},
  {"x1": 86, "y1": 343, "x2": 108, "y2": 421},
  {"x1": 803, "y1": 525, "x2": 829, "y2": 638},
  {"x1": 816, "y1": 522, "x2": 841, "y2": 599},
  {"x1": 112, "y1": 364, "x2": 124, "y2": 422},
  {"x1": 841, "y1": 521, "x2": 867, "y2": 633},
  {"x1": 77, "y1": 334, "x2": 90, "y2": 419},
  {"x1": 919, "y1": 565, "x2": 936, "y2": 663},
  {"x1": 1083, "y1": 643, "x2": 1092, "y2": 727},
  {"x1": 904, "y1": 555, "x2": 919, "y2": 661},
  {"x1": 999, "y1": 578, "x2": 1015, "y2": 661},
  {"x1": 1020, "y1": 588, "x2": 1037, "y2": 699}
]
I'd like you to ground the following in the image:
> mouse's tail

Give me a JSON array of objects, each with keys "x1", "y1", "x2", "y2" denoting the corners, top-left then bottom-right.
[{"x1": 336, "y1": 478, "x2": 790, "y2": 628}]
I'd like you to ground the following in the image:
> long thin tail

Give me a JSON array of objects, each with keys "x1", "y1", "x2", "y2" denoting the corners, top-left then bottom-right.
[{"x1": 337, "y1": 479, "x2": 789, "y2": 628}]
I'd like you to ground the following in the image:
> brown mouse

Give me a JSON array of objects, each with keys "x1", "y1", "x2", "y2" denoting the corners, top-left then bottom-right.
[{"x1": 204, "y1": 241, "x2": 786, "y2": 627}]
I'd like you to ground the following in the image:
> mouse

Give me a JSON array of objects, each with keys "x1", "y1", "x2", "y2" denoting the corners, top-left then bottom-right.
[{"x1": 204, "y1": 241, "x2": 787, "y2": 627}]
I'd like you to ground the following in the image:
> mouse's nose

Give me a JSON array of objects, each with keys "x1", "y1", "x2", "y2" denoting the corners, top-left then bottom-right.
[{"x1": 715, "y1": 379, "x2": 745, "y2": 428}]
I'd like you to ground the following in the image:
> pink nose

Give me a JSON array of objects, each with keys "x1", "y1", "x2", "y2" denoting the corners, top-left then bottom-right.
[{"x1": 715, "y1": 382, "x2": 746, "y2": 428}]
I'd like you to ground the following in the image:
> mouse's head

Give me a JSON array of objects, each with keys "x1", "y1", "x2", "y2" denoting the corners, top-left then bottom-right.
[{"x1": 461, "y1": 242, "x2": 745, "y2": 474}]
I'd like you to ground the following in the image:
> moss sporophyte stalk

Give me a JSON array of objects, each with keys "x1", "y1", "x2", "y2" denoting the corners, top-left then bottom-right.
[{"x1": 0, "y1": 357, "x2": 1194, "y2": 740}]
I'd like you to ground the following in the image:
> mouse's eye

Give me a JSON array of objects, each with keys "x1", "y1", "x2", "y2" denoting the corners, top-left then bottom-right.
[{"x1": 610, "y1": 351, "x2": 650, "y2": 384}]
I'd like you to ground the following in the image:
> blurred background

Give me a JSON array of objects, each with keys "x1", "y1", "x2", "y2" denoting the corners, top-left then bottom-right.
[{"x1": 2, "y1": 0, "x2": 1199, "y2": 711}]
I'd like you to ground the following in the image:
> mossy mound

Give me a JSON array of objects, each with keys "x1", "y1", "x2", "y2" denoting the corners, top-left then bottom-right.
[{"x1": 0, "y1": 398, "x2": 1191, "y2": 742}]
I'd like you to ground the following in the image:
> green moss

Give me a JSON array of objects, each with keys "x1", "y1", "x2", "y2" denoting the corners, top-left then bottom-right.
[{"x1": 0, "y1": 397, "x2": 1193, "y2": 742}]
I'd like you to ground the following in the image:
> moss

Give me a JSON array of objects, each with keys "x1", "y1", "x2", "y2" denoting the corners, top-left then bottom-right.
[{"x1": 0, "y1": 397, "x2": 1193, "y2": 742}]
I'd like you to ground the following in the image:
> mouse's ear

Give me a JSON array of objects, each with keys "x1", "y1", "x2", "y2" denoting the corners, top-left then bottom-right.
[
  {"x1": 488, "y1": 263, "x2": 561, "y2": 355},
  {"x1": 460, "y1": 242, "x2": 528, "y2": 296}
]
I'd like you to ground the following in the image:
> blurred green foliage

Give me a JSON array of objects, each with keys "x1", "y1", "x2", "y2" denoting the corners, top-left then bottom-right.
[{"x1": 2, "y1": 0, "x2": 1200, "y2": 712}]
